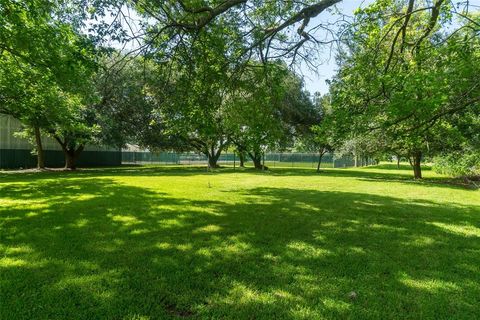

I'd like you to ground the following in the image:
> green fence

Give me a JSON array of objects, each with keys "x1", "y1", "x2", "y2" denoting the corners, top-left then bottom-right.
[
  {"x1": 122, "y1": 151, "x2": 375, "y2": 169},
  {"x1": 0, "y1": 149, "x2": 122, "y2": 169},
  {"x1": 0, "y1": 114, "x2": 123, "y2": 169}
]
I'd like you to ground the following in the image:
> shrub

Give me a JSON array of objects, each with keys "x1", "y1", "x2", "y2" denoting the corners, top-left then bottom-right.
[{"x1": 433, "y1": 152, "x2": 480, "y2": 177}]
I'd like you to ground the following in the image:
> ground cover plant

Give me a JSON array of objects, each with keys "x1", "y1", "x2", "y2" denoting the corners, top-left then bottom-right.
[{"x1": 1, "y1": 164, "x2": 479, "y2": 319}]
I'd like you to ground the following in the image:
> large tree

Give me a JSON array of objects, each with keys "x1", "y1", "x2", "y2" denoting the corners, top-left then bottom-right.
[
  {"x1": 225, "y1": 62, "x2": 318, "y2": 169},
  {"x1": 144, "y1": 22, "x2": 235, "y2": 168},
  {"x1": 0, "y1": 0, "x2": 98, "y2": 169},
  {"x1": 328, "y1": 1, "x2": 479, "y2": 178}
]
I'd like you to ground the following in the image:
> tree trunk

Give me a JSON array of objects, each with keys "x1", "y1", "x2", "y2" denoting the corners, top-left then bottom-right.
[
  {"x1": 252, "y1": 155, "x2": 262, "y2": 169},
  {"x1": 410, "y1": 151, "x2": 422, "y2": 179},
  {"x1": 207, "y1": 145, "x2": 222, "y2": 169},
  {"x1": 34, "y1": 126, "x2": 45, "y2": 169},
  {"x1": 316, "y1": 151, "x2": 324, "y2": 173},
  {"x1": 249, "y1": 152, "x2": 267, "y2": 170},
  {"x1": 65, "y1": 151, "x2": 77, "y2": 170},
  {"x1": 64, "y1": 145, "x2": 84, "y2": 170},
  {"x1": 239, "y1": 152, "x2": 245, "y2": 167},
  {"x1": 53, "y1": 135, "x2": 84, "y2": 170},
  {"x1": 397, "y1": 156, "x2": 401, "y2": 169},
  {"x1": 208, "y1": 155, "x2": 220, "y2": 168}
]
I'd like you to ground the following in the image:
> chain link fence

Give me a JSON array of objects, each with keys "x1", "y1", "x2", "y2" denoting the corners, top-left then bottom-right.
[{"x1": 122, "y1": 151, "x2": 376, "y2": 169}]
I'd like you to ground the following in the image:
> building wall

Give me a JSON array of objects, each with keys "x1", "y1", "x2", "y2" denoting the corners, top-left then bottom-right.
[{"x1": 0, "y1": 114, "x2": 121, "y2": 169}]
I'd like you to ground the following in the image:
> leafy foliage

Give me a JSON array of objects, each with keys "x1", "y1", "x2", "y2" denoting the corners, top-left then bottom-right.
[{"x1": 327, "y1": 0, "x2": 480, "y2": 178}]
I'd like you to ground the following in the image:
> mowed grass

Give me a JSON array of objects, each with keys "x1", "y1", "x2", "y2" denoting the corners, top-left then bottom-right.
[{"x1": 1, "y1": 164, "x2": 479, "y2": 319}]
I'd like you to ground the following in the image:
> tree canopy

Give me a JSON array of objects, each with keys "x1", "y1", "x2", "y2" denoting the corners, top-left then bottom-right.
[
  {"x1": 0, "y1": 0, "x2": 478, "y2": 176},
  {"x1": 327, "y1": 0, "x2": 479, "y2": 178}
]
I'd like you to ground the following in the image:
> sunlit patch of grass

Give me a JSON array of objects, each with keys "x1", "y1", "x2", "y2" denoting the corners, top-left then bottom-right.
[
  {"x1": 158, "y1": 218, "x2": 185, "y2": 228},
  {"x1": 217, "y1": 238, "x2": 253, "y2": 255},
  {"x1": 72, "y1": 218, "x2": 89, "y2": 228},
  {"x1": 176, "y1": 244, "x2": 192, "y2": 251},
  {"x1": 193, "y1": 224, "x2": 222, "y2": 233},
  {"x1": 0, "y1": 165, "x2": 479, "y2": 319},
  {"x1": 109, "y1": 214, "x2": 142, "y2": 226},
  {"x1": 286, "y1": 241, "x2": 331, "y2": 258},
  {"x1": 399, "y1": 274, "x2": 461, "y2": 292},
  {"x1": 5, "y1": 245, "x2": 34, "y2": 255},
  {"x1": 155, "y1": 242, "x2": 172, "y2": 250},
  {"x1": 0, "y1": 257, "x2": 28, "y2": 267},
  {"x1": 226, "y1": 281, "x2": 267, "y2": 304},
  {"x1": 130, "y1": 228, "x2": 150, "y2": 235},
  {"x1": 369, "y1": 223, "x2": 407, "y2": 232},
  {"x1": 322, "y1": 298, "x2": 352, "y2": 312},
  {"x1": 406, "y1": 235, "x2": 436, "y2": 247},
  {"x1": 429, "y1": 222, "x2": 480, "y2": 237}
]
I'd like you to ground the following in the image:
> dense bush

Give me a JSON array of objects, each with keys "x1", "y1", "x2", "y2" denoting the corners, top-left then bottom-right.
[{"x1": 434, "y1": 152, "x2": 480, "y2": 177}]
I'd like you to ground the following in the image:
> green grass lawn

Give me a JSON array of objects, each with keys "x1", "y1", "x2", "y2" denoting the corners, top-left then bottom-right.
[{"x1": 1, "y1": 164, "x2": 479, "y2": 319}]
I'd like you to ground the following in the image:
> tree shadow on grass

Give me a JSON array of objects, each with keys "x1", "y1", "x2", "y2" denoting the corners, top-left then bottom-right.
[
  {"x1": 266, "y1": 165, "x2": 477, "y2": 191},
  {"x1": 0, "y1": 165, "x2": 214, "y2": 182},
  {"x1": 1, "y1": 178, "x2": 480, "y2": 319},
  {"x1": 362, "y1": 163, "x2": 424, "y2": 171}
]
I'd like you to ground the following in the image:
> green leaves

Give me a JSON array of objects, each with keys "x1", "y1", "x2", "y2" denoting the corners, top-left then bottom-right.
[
  {"x1": 327, "y1": 0, "x2": 480, "y2": 173},
  {"x1": 0, "y1": 0, "x2": 100, "y2": 160}
]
